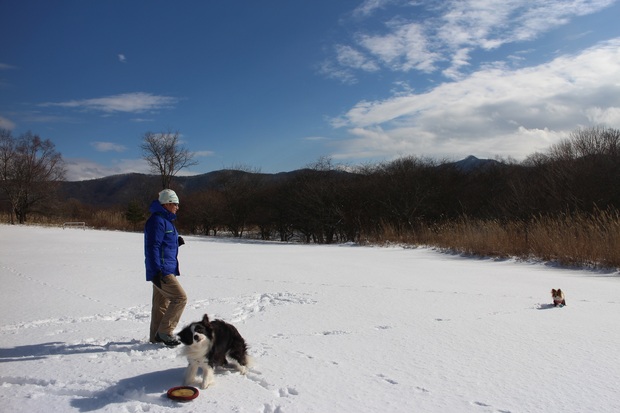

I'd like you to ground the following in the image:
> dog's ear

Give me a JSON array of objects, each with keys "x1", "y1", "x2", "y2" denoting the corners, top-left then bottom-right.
[
  {"x1": 551, "y1": 289, "x2": 556, "y2": 295},
  {"x1": 202, "y1": 314, "x2": 211, "y2": 325}
]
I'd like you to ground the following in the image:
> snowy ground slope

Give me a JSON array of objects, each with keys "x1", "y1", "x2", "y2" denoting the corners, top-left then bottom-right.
[{"x1": 0, "y1": 224, "x2": 619, "y2": 413}]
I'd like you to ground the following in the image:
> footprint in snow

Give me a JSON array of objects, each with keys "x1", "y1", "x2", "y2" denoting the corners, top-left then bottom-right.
[
  {"x1": 316, "y1": 330, "x2": 350, "y2": 336},
  {"x1": 472, "y1": 400, "x2": 512, "y2": 412},
  {"x1": 262, "y1": 403, "x2": 284, "y2": 413},
  {"x1": 231, "y1": 292, "x2": 316, "y2": 322},
  {"x1": 377, "y1": 373, "x2": 398, "y2": 385},
  {"x1": 277, "y1": 387, "x2": 299, "y2": 397},
  {"x1": 246, "y1": 372, "x2": 270, "y2": 390}
]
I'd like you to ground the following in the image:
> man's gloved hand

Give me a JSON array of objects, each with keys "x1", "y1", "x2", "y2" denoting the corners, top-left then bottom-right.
[
  {"x1": 152, "y1": 271, "x2": 163, "y2": 289},
  {"x1": 178, "y1": 236, "x2": 185, "y2": 246}
]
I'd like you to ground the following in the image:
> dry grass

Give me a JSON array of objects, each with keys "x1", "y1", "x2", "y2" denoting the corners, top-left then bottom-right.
[
  {"x1": 89, "y1": 210, "x2": 135, "y2": 230},
  {"x1": 1, "y1": 210, "x2": 142, "y2": 232},
  {"x1": 525, "y1": 210, "x2": 620, "y2": 268},
  {"x1": 368, "y1": 209, "x2": 620, "y2": 270}
]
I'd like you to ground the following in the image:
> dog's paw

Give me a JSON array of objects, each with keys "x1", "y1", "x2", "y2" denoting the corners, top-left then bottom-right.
[
  {"x1": 201, "y1": 374, "x2": 215, "y2": 389},
  {"x1": 238, "y1": 365, "x2": 249, "y2": 375},
  {"x1": 200, "y1": 380, "x2": 214, "y2": 389}
]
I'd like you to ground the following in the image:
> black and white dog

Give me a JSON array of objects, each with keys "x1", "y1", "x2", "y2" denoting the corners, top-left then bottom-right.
[{"x1": 177, "y1": 314, "x2": 251, "y2": 389}]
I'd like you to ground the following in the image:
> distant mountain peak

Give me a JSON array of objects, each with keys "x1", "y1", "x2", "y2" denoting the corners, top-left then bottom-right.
[{"x1": 452, "y1": 155, "x2": 499, "y2": 172}]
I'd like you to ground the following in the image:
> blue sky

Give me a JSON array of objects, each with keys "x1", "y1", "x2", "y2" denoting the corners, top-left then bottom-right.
[{"x1": 1, "y1": 0, "x2": 620, "y2": 181}]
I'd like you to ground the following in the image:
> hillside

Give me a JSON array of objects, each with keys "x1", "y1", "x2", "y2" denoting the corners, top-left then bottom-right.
[
  {"x1": 58, "y1": 170, "x2": 297, "y2": 207},
  {"x1": 58, "y1": 156, "x2": 498, "y2": 207}
]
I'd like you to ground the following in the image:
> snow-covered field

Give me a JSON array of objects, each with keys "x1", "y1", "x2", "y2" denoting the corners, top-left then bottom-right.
[{"x1": 1, "y1": 224, "x2": 619, "y2": 413}]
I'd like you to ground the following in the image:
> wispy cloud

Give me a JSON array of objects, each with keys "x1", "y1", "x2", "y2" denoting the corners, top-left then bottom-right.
[
  {"x1": 193, "y1": 150, "x2": 215, "y2": 157},
  {"x1": 302, "y1": 136, "x2": 330, "y2": 142},
  {"x1": 323, "y1": 0, "x2": 617, "y2": 82},
  {"x1": 1, "y1": 110, "x2": 76, "y2": 125},
  {"x1": 334, "y1": 44, "x2": 381, "y2": 72},
  {"x1": 0, "y1": 116, "x2": 16, "y2": 130},
  {"x1": 64, "y1": 155, "x2": 207, "y2": 181},
  {"x1": 64, "y1": 158, "x2": 150, "y2": 181},
  {"x1": 330, "y1": 38, "x2": 620, "y2": 161},
  {"x1": 118, "y1": 54, "x2": 127, "y2": 63},
  {"x1": 358, "y1": 21, "x2": 438, "y2": 72},
  {"x1": 41, "y1": 92, "x2": 179, "y2": 114},
  {"x1": 318, "y1": 61, "x2": 358, "y2": 85},
  {"x1": 91, "y1": 141, "x2": 127, "y2": 153},
  {"x1": 352, "y1": 0, "x2": 395, "y2": 18}
]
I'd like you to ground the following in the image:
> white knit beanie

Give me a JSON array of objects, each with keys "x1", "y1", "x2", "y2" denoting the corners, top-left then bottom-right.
[{"x1": 158, "y1": 189, "x2": 180, "y2": 205}]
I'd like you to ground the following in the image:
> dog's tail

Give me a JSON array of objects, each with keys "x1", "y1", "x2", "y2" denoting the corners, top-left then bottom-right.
[
  {"x1": 245, "y1": 354, "x2": 256, "y2": 369},
  {"x1": 232, "y1": 354, "x2": 255, "y2": 375}
]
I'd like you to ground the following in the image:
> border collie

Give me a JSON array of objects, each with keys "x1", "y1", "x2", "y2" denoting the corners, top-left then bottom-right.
[
  {"x1": 177, "y1": 314, "x2": 251, "y2": 389},
  {"x1": 551, "y1": 289, "x2": 566, "y2": 307}
]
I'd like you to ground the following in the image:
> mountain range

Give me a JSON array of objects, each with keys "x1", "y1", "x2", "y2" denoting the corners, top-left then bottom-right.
[{"x1": 58, "y1": 156, "x2": 499, "y2": 207}]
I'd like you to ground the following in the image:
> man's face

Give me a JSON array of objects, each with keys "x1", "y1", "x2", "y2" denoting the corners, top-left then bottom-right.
[{"x1": 162, "y1": 203, "x2": 179, "y2": 214}]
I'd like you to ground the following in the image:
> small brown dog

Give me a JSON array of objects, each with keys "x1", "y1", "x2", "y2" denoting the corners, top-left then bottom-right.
[{"x1": 551, "y1": 289, "x2": 566, "y2": 307}]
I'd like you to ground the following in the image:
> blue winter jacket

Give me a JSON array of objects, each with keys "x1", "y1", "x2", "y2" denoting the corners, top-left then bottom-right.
[{"x1": 144, "y1": 200, "x2": 180, "y2": 281}]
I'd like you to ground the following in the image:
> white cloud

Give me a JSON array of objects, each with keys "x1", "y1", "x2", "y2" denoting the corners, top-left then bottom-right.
[
  {"x1": 442, "y1": 47, "x2": 471, "y2": 80},
  {"x1": 325, "y1": 0, "x2": 617, "y2": 81},
  {"x1": 585, "y1": 106, "x2": 620, "y2": 125},
  {"x1": 318, "y1": 61, "x2": 358, "y2": 84},
  {"x1": 302, "y1": 136, "x2": 330, "y2": 142},
  {"x1": 41, "y1": 92, "x2": 178, "y2": 114},
  {"x1": 513, "y1": 1, "x2": 616, "y2": 42},
  {"x1": 358, "y1": 22, "x2": 438, "y2": 72},
  {"x1": 91, "y1": 141, "x2": 127, "y2": 153},
  {"x1": 193, "y1": 150, "x2": 215, "y2": 157},
  {"x1": 330, "y1": 38, "x2": 620, "y2": 161},
  {"x1": 0, "y1": 116, "x2": 16, "y2": 130},
  {"x1": 352, "y1": 0, "x2": 395, "y2": 18},
  {"x1": 65, "y1": 154, "x2": 208, "y2": 181},
  {"x1": 64, "y1": 158, "x2": 150, "y2": 181},
  {"x1": 118, "y1": 54, "x2": 127, "y2": 63},
  {"x1": 335, "y1": 44, "x2": 380, "y2": 72}
]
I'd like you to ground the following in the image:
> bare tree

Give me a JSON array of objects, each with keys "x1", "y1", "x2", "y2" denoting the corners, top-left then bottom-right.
[
  {"x1": 372, "y1": 156, "x2": 440, "y2": 234},
  {"x1": 290, "y1": 157, "x2": 348, "y2": 244},
  {"x1": 216, "y1": 165, "x2": 263, "y2": 238},
  {"x1": 140, "y1": 130, "x2": 198, "y2": 189},
  {"x1": 548, "y1": 126, "x2": 620, "y2": 160},
  {"x1": 0, "y1": 130, "x2": 66, "y2": 224}
]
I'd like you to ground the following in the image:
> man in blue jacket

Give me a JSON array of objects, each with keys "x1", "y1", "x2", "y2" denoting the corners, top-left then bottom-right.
[{"x1": 144, "y1": 189, "x2": 187, "y2": 347}]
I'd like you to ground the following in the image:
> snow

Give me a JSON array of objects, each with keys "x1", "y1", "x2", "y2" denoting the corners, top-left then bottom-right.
[{"x1": 1, "y1": 224, "x2": 619, "y2": 413}]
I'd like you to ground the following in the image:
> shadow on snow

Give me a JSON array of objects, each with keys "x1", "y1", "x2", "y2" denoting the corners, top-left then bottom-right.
[
  {"x1": 0, "y1": 340, "x2": 155, "y2": 362},
  {"x1": 70, "y1": 367, "x2": 186, "y2": 412}
]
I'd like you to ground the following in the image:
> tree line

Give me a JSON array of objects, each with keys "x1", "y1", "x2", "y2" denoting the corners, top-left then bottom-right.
[{"x1": 176, "y1": 126, "x2": 620, "y2": 244}]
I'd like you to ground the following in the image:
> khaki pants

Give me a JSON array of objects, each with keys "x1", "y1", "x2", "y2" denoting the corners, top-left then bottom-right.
[{"x1": 149, "y1": 274, "x2": 187, "y2": 342}]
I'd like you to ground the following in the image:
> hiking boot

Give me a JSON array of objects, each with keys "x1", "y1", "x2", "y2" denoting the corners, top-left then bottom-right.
[{"x1": 156, "y1": 332, "x2": 181, "y2": 347}]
